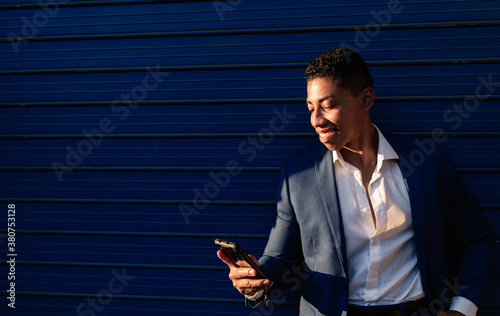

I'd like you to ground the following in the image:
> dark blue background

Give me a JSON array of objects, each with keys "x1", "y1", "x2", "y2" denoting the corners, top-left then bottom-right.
[{"x1": 0, "y1": 0, "x2": 499, "y2": 315}]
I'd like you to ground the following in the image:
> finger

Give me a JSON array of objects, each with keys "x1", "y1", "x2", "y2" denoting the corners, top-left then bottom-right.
[
  {"x1": 234, "y1": 259, "x2": 251, "y2": 268},
  {"x1": 229, "y1": 266, "x2": 258, "y2": 279},
  {"x1": 217, "y1": 250, "x2": 237, "y2": 268},
  {"x1": 239, "y1": 285, "x2": 268, "y2": 296},
  {"x1": 233, "y1": 278, "x2": 273, "y2": 295},
  {"x1": 233, "y1": 276, "x2": 272, "y2": 289}
]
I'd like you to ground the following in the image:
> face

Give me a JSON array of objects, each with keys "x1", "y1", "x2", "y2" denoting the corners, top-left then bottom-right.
[{"x1": 306, "y1": 77, "x2": 368, "y2": 151}]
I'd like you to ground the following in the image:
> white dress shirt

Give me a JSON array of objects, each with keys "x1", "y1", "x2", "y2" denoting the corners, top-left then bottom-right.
[{"x1": 332, "y1": 126, "x2": 476, "y2": 315}]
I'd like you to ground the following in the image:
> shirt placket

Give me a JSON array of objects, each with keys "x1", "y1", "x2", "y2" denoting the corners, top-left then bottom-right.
[
  {"x1": 365, "y1": 171, "x2": 385, "y2": 303},
  {"x1": 353, "y1": 170, "x2": 374, "y2": 237}
]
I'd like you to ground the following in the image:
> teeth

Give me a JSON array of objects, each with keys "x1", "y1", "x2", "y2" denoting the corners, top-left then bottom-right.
[{"x1": 320, "y1": 130, "x2": 335, "y2": 137}]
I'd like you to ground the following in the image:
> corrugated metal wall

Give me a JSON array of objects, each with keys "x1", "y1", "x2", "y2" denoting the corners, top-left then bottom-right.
[{"x1": 0, "y1": 0, "x2": 498, "y2": 315}]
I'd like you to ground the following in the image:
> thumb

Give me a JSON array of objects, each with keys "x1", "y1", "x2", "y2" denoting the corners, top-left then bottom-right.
[{"x1": 217, "y1": 249, "x2": 237, "y2": 268}]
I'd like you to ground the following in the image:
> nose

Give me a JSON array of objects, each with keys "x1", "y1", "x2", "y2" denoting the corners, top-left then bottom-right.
[{"x1": 311, "y1": 108, "x2": 326, "y2": 128}]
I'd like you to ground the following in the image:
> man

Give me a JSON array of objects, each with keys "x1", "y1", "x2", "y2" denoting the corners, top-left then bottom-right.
[{"x1": 217, "y1": 48, "x2": 494, "y2": 316}]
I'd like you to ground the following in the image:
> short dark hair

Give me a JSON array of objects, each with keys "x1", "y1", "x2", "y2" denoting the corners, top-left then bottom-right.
[{"x1": 304, "y1": 48, "x2": 373, "y2": 97}]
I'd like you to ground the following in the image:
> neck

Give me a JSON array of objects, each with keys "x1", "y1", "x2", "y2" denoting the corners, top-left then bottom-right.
[{"x1": 340, "y1": 122, "x2": 378, "y2": 170}]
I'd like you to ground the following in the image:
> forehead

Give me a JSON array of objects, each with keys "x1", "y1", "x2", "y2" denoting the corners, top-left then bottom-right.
[
  {"x1": 306, "y1": 77, "x2": 349, "y2": 102},
  {"x1": 307, "y1": 77, "x2": 336, "y2": 90}
]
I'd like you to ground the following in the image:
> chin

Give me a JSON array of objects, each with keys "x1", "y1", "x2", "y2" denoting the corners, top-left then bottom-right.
[{"x1": 322, "y1": 142, "x2": 340, "y2": 152}]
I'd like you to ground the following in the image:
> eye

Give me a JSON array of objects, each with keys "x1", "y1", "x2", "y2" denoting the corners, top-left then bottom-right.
[{"x1": 322, "y1": 101, "x2": 339, "y2": 110}]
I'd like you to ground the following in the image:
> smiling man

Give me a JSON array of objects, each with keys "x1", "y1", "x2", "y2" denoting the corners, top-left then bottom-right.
[{"x1": 217, "y1": 48, "x2": 494, "y2": 316}]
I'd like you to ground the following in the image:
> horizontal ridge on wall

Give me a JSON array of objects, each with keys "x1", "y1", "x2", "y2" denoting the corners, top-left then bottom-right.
[
  {"x1": 1, "y1": 18, "x2": 500, "y2": 43},
  {"x1": 0, "y1": 196, "x2": 277, "y2": 205},
  {"x1": 2, "y1": 58, "x2": 500, "y2": 76},
  {"x1": 1, "y1": 96, "x2": 500, "y2": 107},
  {"x1": 0, "y1": 0, "x2": 211, "y2": 10},
  {"x1": 1, "y1": 132, "x2": 500, "y2": 140},
  {"x1": 6, "y1": 229, "x2": 270, "y2": 239}
]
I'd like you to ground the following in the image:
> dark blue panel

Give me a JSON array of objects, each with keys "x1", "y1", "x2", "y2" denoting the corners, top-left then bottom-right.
[{"x1": 0, "y1": 1, "x2": 499, "y2": 315}]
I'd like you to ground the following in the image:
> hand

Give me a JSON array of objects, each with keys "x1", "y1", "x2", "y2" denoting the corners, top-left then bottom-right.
[
  {"x1": 437, "y1": 311, "x2": 465, "y2": 316},
  {"x1": 217, "y1": 250, "x2": 273, "y2": 296}
]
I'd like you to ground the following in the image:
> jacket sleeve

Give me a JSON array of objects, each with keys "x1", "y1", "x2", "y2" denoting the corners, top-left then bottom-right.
[
  {"x1": 258, "y1": 159, "x2": 305, "y2": 293},
  {"x1": 441, "y1": 144, "x2": 495, "y2": 306}
]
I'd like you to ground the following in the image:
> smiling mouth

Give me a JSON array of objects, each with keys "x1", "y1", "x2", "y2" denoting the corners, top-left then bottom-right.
[
  {"x1": 320, "y1": 130, "x2": 334, "y2": 137},
  {"x1": 319, "y1": 127, "x2": 338, "y2": 138}
]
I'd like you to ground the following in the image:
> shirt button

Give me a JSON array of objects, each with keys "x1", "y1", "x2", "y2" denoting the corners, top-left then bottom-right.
[
  {"x1": 369, "y1": 272, "x2": 376, "y2": 278},
  {"x1": 372, "y1": 239, "x2": 378, "y2": 245}
]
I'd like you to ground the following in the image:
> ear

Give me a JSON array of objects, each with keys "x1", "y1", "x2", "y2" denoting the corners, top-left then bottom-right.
[{"x1": 360, "y1": 87, "x2": 375, "y2": 111}]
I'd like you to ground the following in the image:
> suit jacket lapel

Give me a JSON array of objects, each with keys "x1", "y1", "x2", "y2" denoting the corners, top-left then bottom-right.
[{"x1": 314, "y1": 145, "x2": 348, "y2": 278}]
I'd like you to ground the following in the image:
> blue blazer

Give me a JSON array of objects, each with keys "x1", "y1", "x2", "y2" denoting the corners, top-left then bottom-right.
[{"x1": 259, "y1": 133, "x2": 495, "y2": 316}]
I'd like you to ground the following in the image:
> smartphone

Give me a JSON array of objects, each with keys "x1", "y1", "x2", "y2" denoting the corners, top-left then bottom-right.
[{"x1": 215, "y1": 238, "x2": 267, "y2": 279}]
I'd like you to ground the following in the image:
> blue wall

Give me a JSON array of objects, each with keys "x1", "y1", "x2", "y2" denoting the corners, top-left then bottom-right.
[{"x1": 0, "y1": 1, "x2": 499, "y2": 315}]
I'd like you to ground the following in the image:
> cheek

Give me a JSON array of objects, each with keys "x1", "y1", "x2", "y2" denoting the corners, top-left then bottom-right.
[
  {"x1": 325, "y1": 111, "x2": 341, "y2": 124},
  {"x1": 338, "y1": 107, "x2": 361, "y2": 125}
]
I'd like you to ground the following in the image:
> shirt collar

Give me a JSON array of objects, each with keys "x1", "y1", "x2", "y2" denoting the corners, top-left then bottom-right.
[{"x1": 332, "y1": 125, "x2": 399, "y2": 172}]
